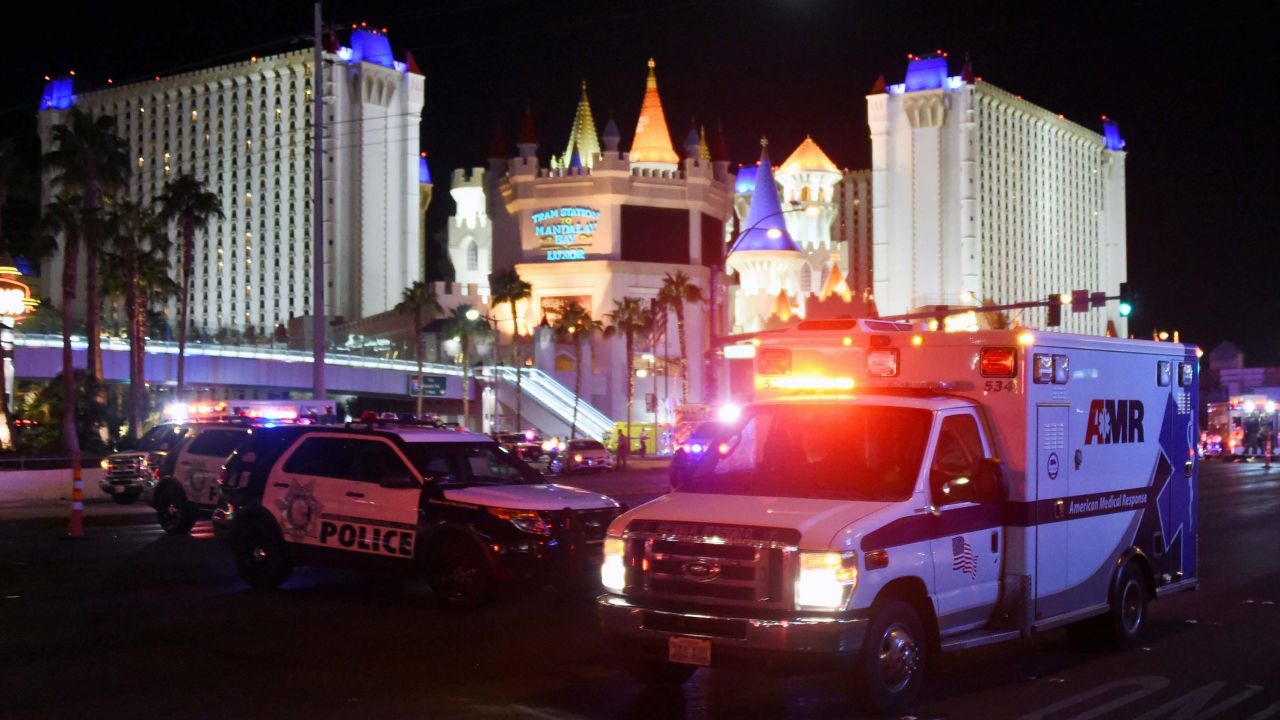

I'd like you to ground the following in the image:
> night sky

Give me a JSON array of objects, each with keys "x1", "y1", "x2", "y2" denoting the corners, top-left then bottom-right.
[{"x1": 2, "y1": 1, "x2": 1271, "y2": 363}]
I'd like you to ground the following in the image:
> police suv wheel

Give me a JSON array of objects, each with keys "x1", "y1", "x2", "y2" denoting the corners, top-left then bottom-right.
[
  {"x1": 621, "y1": 656, "x2": 697, "y2": 687},
  {"x1": 157, "y1": 489, "x2": 196, "y2": 534},
  {"x1": 427, "y1": 537, "x2": 493, "y2": 608},
  {"x1": 853, "y1": 599, "x2": 928, "y2": 715},
  {"x1": 235, "y1": 522, "x2": 293, "y2": 589},
  {"x1": 1107, "y1": 562, "x2": 1148, "y2": 649},
  {"x1": 548, "y1": 457, "x2": 564, "y2": 475}
]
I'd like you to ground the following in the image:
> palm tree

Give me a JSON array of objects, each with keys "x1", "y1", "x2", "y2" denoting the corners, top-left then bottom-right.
[
  {"x1": 658, "y1": 270, "x2": 705, "y2": 404},
  {"x1": 395, "y1": 281, "x2": 442, "y2": 418},
  {"x1": 43, "y1": 107, "x2": 131, "y2": 390},
  {"x1": 490, "y1": 268, "x2": 532, "y2": 340},
  {"x1": 553, "y1": 302, "x2": 602, "y2": 440},
  {"x1": 102, "y1": 201, "x2": 173, "y2": 440},
  {"x1": 41, "y1": 195, "x2": 85, "y2": 456},
  {"x1": 441, "y1": 304, "x2": 491, "y2": 431},
  {"x1": 604, "y1": 297, "x2": 652, "y2": 452},
  {"x1": 157, "y1": 174, "x2": 223, "y2": 399}
]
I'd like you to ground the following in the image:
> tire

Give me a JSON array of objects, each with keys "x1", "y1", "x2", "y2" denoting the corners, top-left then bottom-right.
[
  {"x1": 111, "y1": 493, "x2": 139, "y2": 505},
  {"x1": 548, "y1": 457, "x2": 564, "y2": 475},
  {"x1": 427, "y1": 536, "x2": 494, "y2": 609},
  {"x1": 234, "y1": 521, "x2": 292, "y2": 589},
  {"x1": 852, "y1": 599, "x2": 929, "y2": 715},
  {"x1": 156, "y1": 488, "x2": 196, "y2": 535},
  {"x1": 621, "y1": 655, "x2": 698, "y2": 687},
  {"x1": 1104, "y1": 561, "x2": 1148, "y2": 649}
]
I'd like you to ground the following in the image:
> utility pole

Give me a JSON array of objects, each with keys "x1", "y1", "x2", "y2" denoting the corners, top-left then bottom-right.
[{"x1": 311, "y1": 1, "x2": 327, "y2": 401}]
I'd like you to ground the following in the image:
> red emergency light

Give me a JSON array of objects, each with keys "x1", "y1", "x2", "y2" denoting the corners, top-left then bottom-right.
[{"x1": 980, "y1": 347, "x2": 1018, "y2": 378}]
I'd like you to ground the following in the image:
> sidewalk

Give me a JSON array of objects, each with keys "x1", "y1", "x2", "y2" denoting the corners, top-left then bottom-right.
[{"x1": 0, "y1": 497, "x2": 154, "y2": 525}]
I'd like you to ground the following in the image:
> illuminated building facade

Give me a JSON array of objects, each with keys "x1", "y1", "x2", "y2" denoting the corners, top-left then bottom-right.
[
  {"x1": 483, "y1": 60, "x2": 735, "y2": 421},
  {"x1": 447, "y1": 167, "x2": 492, "y2": 294},
  {"x1": 868, "y1": 54, "x2": 1127, "y2": 335},
  {"x1": 38, "y1": 28, "x2": 427, "y2": 335}
]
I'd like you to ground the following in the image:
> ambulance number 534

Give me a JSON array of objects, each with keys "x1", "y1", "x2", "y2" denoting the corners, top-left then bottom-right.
[{"x1": 984, "y1": 380, "x2": 1015, "y2": 392}]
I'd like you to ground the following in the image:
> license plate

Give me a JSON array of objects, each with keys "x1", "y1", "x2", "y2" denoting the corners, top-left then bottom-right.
[{"x1": 668, "y1": 636, "x2": 711, "y2": 666}]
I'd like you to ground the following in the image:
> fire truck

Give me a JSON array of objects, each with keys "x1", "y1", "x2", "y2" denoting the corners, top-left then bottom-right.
[
  {"x1": 598, "y1": 319, "x2": 1199, "y2": 713},
  {"x1": 1204, "y1": 395, "x2": 1275, "y2": 459}
]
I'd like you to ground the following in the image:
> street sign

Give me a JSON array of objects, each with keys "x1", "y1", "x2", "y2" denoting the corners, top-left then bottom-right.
[{"x1": 409, "y1": 374, "x2": 447, "y2": 397}]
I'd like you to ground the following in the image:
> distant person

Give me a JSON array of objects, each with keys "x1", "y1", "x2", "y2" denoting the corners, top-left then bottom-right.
[
  {"x1": 638, "y1": 432, "x2": 647, "y2": 458},
  {"x1": 616, "y1": 430, "x2": 629, "y2": 470}
]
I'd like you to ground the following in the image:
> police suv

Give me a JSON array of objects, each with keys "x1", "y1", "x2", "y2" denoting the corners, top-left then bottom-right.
[
  {"x1": 212, "y1": 421, "x2": 622, "y2": 606},
  {"x1": 151, "y1": 422, "x2": 252, "y2": 533},
  {"x1": 598, "y1": 320, "x2": 1199, "y2": 713}
]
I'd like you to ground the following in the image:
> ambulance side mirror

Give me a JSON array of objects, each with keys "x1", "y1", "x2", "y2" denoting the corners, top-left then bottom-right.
[{"x1": 935, "y1": 459, "x2": 1004, "y2": 505}]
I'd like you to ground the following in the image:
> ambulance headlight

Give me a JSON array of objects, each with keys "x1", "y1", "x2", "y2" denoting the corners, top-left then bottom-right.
[
  {"x1": 601, "y1": 536, "x2": 627, "y2": 593},
  {"x1": 487, "y1": 507, "x2": 551, "y2": 536},
  {"x1": 795, "y1": 551, "x2": 858, "y2": 611}
]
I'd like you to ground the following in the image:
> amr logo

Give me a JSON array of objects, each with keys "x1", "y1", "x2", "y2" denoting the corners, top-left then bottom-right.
[{"x1": 1085, "y1": 399, "x2": 1145, "y2": 445}]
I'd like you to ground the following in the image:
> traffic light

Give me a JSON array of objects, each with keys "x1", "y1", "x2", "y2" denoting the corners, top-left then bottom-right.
[
  {"x1": 1118, "y1": 282, "x2": 1133, "y2": 317},
  {"x1": 1046, "y1": 294, "x2": 1062, "y2": 327}
]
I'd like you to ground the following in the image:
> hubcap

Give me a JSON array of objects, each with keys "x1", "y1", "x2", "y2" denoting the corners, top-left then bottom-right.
[
  {"x1": 877, "y1": 624, "x2": 919, "y2": 693},
  {"x1": 1121, "y1": 579, "x2": 1144, "y2": 633},
  {"x1": 252, "y1": 546, "x2": 268, "y2": 563}
]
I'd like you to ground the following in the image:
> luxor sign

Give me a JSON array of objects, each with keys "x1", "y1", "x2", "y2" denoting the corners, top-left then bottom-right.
[{"x1": 532, "y1": 206, "x2": 600, "y2": 261}]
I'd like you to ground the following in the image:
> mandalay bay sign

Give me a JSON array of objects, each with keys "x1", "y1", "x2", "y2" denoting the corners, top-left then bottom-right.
[{"x1": 532, "y1": 206, "x2": 600, "y2": 261}]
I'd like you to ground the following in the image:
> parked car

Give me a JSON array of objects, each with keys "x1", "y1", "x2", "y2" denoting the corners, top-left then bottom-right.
[
  {"x1": 548, "y1": 438, "x2": 613, "y2": 474},
  {"x1": 151, "y1": 423, "x2": 253, "y2": 533},
  {"x1": 496, "y1": 432, "x2": 545, "y2": 462},
  {"x1": 99, "y1": 424, "x2": 190, "y2": 504}
]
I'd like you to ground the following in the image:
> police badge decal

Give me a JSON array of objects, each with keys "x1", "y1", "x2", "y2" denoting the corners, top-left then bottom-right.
[{"x1": 277, "y1": 480, "x2": 323, "y2": 540}]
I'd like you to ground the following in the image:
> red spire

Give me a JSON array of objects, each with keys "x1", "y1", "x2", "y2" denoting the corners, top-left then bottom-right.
[
  {"x1": 960, "y1": 53, "x2": 974, "y2": 83},
  {"x1": 488, "y1": 122, "x2": 508, "y2": 159},
  {"x1": 518, "y1": 105, "x2": 537, "y2": 145},
  {"x1": 712, "y1": 124, "x2": 731, "y2": 163},
  {"x1": 323, "y1": 28, "x2": 340, "y2": 54},
  {"x1": 868, "y1": 73, "x2": 886, "y2": 94},
  {"x1": 405, "y1": 50, "x2": 421, "y2": 75}
]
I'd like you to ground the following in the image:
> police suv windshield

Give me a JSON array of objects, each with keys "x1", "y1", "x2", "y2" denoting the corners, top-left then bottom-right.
[
  {"x1": 401, "y1": 441, "x2": 542, "y2": 487},
  {"x1": 682, "y1": 403, "x2": 931, "y2": 502}
]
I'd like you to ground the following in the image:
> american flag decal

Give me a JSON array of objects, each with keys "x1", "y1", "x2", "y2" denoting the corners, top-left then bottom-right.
[{"x1": 952, "y1": 536, "x2": 978, "y2": 578}]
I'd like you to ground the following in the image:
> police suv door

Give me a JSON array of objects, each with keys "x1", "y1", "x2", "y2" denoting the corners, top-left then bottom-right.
[
  {"x1": 927, "y1": 410, "x2": 1004, "y2": 632},
  {"x1": 178, "y1": 428, "x2": 248, "y2": 506},
  {"x1": 265, "y1": 434, "x2": 420, "y2": 559}
]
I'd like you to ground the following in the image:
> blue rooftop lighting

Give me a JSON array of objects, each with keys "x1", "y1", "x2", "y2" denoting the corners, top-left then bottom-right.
[
  {"x1": 347, "y1": 29, "x2": 396, "y2": 69},
  {"x1": 734, "y1": 165, "x2": 758, "y2": 194},
  {"x1": 418, "y1": 155, "x2": 431, "y2": 184},
  {"x1": 1103, "y1": 119, "x2": 1126, "y2": 151},
  {"x1": 903, "y1": 55, "x2": 949, "y2": 92},
  {"x1": 39, "y1": 77, "x2": 75, "y2": 111}
]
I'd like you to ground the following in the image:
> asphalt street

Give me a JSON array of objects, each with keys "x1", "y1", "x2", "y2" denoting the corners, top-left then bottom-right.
[{"x1": 1, "y1": 461, "x2": 1277, "y2": 719}]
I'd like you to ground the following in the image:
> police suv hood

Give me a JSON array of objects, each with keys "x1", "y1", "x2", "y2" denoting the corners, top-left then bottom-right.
[
  {"x1": 443, "y1": 483, "x2": 619, "y2": 511},
  {"x1": 614, "y1": 492, "x2": 893, "y2": 549}
]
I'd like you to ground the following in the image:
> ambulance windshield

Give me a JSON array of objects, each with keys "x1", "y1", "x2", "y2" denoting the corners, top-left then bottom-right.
[{"x1": 682, "y1": 403, "x2": 931, "y2": 501}]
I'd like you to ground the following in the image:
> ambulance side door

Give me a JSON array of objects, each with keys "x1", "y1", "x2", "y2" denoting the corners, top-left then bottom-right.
[{"x1": 927, "y1": 409, "x2": 1004, "y2": 632}]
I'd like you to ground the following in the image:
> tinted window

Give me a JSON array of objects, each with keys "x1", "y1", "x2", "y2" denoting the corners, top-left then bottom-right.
[
  {"x1": 283, "y1": 437, "x2": 363, "y2": 480},
  {"x1": 459, "y1": 445, "x2": 533, "y2": 484},
  {"x1": 568, "y1": 439, "x2": 603, "y2": 451},
  {"x1": 401, "y1": 442, "x2": 457, "y2": 483},
  {"x1": 139, "y1": 424, "x2": 188, "y2": 451},
  {"x1": 931, "y1": 415, "x2": 985, "y2": 476},
  {"x1": 186, "y1": 429, "x2": 248, "y2": 458},
  {"x1": 357, "y1": 441, "x2": 416, "y2": 486}
]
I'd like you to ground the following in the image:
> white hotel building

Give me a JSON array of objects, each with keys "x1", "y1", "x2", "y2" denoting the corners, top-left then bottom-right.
[
  {"x1": 869, "y1": 55, "x2": 1128, "y2": 336},
  {"x1": 38, "y1": 28, "x2": 426, "y2": 336}
]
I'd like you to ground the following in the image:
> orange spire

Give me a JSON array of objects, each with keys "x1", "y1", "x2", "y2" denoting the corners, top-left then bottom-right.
[
  {"x1": 629, "y1": 58, "x2": 678, "y2": 166},
  {"x1": 780, "y1": 134, "x2": 840, "y2": 175}
]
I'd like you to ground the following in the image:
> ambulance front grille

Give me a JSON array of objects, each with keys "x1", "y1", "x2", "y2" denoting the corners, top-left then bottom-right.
[{"x1": 625, "y1": 532, "x2": 792, "y2": 610}]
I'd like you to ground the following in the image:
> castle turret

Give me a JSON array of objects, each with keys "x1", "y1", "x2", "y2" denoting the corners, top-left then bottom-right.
[
  {"x1": 517, "y1": 105, "x2": 538, "y2": 160},
  {"x1": 418, "y1": 152, "x2": 433, "y2": 278},
  {"x1": 727, "y1": 139, "x2": 806, "y2": 333},
  {"x1": 552, "y1": 81, "x2": 601, "y2": 169},
  {"x1": 776, "y1": 134, "x2": 843, "y2": 295},
  {"x1": 629, "y1": 59, "x2": 678, "y2": 170},
  {"x1": 447, "y1": 167, "x2": 492, "y2": 293},
  {"x1": 683, "y1": 124, "x2": 700, "y2": 160},
  {"x1": 602, "y1": 114, "x2": 621, "y2": 154}
]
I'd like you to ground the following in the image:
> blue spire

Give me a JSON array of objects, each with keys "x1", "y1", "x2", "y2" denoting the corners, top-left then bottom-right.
[
  {"x1": 733, "y1": 139, "x2": 799, "y2": 253},
  {"x1": 418, "y1": 155, "x2": 431, "y2": 183},
  {"x1": 39, "y1": 77, "x2": 75, "y2": 111},
  {"x1": 569, "y1": 149, "x2": 582, "y2": 169}
]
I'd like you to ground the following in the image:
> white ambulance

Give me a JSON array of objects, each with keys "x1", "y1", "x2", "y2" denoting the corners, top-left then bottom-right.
[{"x1": 598, "y1": 319, "x2": 1199, "y2": 713}]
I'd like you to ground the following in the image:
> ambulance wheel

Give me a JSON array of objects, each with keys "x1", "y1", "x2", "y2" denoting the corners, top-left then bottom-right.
[
  {"x1": 852, "y1": 599, "x2": 928, "y2": 715},
  {"x1": 235, "y1": 522, "x2": 292, "y2": 589},
  {"x1": 621, "y1": 656, "x2": 697, "y2": 687},
  {"x1": 427, "y1": 536, "x2": 493, "y2": 608},
  {"x1": 156, "y1": 488, "x2": 196, "y2": 534},
  {"x1": 1105, "y1": 562, "x2": 1148, "y2": 649}
]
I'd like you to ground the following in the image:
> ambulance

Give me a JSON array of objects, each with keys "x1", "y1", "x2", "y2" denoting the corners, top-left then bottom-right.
[{"x1": 597, "y1": 319, "x2": 1199, "y2": 713}]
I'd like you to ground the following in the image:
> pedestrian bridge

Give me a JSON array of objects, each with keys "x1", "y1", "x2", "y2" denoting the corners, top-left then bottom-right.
[{"x1": 11, "y1": 334, "x2": 614, "y2": 440}]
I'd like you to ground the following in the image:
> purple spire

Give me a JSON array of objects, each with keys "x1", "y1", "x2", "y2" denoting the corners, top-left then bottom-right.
[{"x1": 733, "y1": 138, "x2": 799, "y2": 253}]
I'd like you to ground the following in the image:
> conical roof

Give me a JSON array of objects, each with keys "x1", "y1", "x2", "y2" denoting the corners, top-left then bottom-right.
[
  {"x1": 698, "y1": 125, "x2": 711, "y2": 161},
  {"x1": 629, "y1": 59, "x2": 678, "y2": 166},
  {"x1": 732, "y1": 140, "x2": 800, "y2": 253},
  {"x1": 818, "y1": 261, "x2": 852, "y2": 301},
  {"x1": 779, "y1": 134, "x2": 840, "y2": 175},
  {"x1": 555, "y1": 81, "x2": 601, "y2": 169}
]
